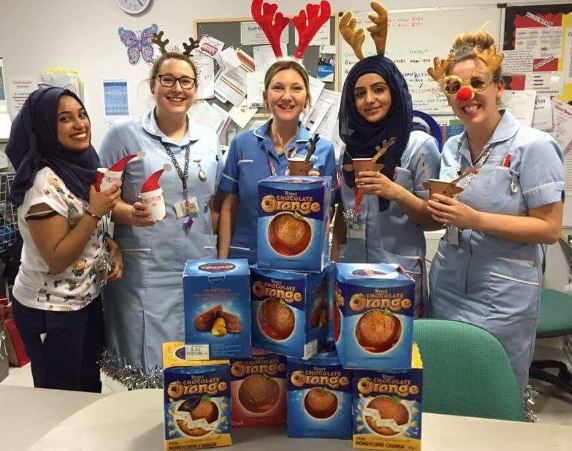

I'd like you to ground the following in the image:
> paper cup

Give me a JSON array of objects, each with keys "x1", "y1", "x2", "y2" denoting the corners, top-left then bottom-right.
[
  {"x1": 140, "y1": 187, "x2": 166, "y2": 221},
  {"x1": 96, "y1": 169, "x2": 122, "y2": 192},
  {"x1": 423, "y1": 179, "x2": 464, "y2": 198},
  {"x1": 288, "y1": 158, "x2": 313, "y2": 176},
  {"x1": 352, "y1": 158, "x2": 383, "y2": 178}
]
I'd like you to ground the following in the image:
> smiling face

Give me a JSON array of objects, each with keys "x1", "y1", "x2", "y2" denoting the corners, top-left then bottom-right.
[
  {"x1": 264, "y1": 68, "x2": 308, "y2": 124},
  {"x1": 151, "y1": 57, "x2": 196, "y2": 118},
  {"x1": 57, "y1": 95, "x2": 91, "y2": 151},
  {"x1": 447, "y1": 58, "x2": 503, "y2": 132},
  {"x1": 354, "y1": 73, "x2": 392, "y2": 123}
]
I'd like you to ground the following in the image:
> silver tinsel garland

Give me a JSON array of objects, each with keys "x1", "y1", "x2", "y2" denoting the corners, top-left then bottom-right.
[
  {"x1": 99, "y1": 350, "x2": 163, "y2": 390},
  {"x1": 342, "y1": 208, "x2": 361, "y2": 225},
  {"x1": 523, "y1": 384, "x2": 539, "y2": 422}
]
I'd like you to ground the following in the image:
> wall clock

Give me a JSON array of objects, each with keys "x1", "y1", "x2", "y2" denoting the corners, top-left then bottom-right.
[{"x1": 117, "y1": 0, "x2": 152, "y2": 15}]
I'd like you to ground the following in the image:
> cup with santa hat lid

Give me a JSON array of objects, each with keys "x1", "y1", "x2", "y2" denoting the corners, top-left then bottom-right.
[
  {"x1": 96, "y1": 152, "x2": 145, "y2": 192},
  {"x1": 139, "y1": 164, "x2": 171, "y2": 221}
]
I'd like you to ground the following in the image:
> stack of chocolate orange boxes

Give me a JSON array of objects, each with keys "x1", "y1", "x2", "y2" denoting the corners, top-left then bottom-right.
[{"x1": 163, "y1": 174, "x2": 423, "y2": 450}]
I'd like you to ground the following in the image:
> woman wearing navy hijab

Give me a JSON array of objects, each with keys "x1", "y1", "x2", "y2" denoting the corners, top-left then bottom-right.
[
  {"x1": 6, "y1": 86, "x2": 122, "y2": 392},
  {"x1": 333, "y1": 3, "x2": 441, "y2": 316}
]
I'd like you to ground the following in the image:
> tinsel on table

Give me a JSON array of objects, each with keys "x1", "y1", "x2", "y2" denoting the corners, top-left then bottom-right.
[
  {"x1": 523, "y1": 384, "x2": 539, "y2": 422},
  {"x1": 99, "y1": 350, "x2": 163, "y2": 390}
]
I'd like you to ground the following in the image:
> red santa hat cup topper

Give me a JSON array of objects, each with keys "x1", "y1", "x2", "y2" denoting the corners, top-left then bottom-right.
[
  {"x1": 251, "y1": 0, "x2": 331, "y2": 60},
  {"x1": 139, "y1": 164, "x2": 172, "y2": 221},
  {"x1": 95, "y1": 152, "x2": 146, "y2": 192}
]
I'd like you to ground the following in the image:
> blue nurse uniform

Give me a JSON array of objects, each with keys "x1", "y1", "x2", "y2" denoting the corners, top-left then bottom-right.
[
  {"x1": 217, "y1": 120, "x2": 337, "y2": 264},
  {"x1": 428, "y1": 111, "x2": 565, "y2": 393}
]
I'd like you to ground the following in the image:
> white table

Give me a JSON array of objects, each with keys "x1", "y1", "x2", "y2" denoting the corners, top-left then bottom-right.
[{"x1": 2, "y1": 386, "x2": 572, "y2": 451}]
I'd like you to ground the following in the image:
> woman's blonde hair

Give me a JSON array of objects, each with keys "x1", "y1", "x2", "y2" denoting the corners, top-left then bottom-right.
[{"x1": 449, "y1": 31, "x2": 502, "y2": 79}]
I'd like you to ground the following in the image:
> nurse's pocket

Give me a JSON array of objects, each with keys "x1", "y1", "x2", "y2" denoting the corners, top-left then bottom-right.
[
  {"x1": 199, "y1": 232, "x2": 218, "y2": 257},
  {"x1": 117, "y1": 238, "x2": 151, "y2": 290}
]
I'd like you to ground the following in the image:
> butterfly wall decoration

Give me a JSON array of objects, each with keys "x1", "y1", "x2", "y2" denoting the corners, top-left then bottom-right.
[{"x1": 117, "y1": 23, "x2": 158, "y2": 65}]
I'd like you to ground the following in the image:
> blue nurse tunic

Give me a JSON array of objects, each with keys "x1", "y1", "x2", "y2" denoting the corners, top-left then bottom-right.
[
  {"x1": 99, "y1": 110, "x2": 223, "y2": 374},
  {"x1": 218, "y1": 120, "x2": 337, "y2": 264},
  {"x1": 428, "y1": 111, "x2": 565, "y2": 393}
]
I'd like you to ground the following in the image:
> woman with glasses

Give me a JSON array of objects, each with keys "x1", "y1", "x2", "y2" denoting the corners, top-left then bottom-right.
[
  {"x1": 426, "y1": 31, "x2": 564, "y2": 394},
  {"x1": 98, "y1": 51, "x2": 223, "y2": 384}
]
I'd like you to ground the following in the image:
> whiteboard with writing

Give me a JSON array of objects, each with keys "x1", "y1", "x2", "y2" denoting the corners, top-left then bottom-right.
[{"x1": 339, "y1": 7, "x2": 502, "y2": 114}]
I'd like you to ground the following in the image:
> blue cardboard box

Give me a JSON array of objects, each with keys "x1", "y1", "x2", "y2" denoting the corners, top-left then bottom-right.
[
  {"x1": 183, "y1": 259, "x2": 251, "y2": 359},
  {"x1": 257, "y1": 176, "x2": 331, "y2": 272},
  {"x1": 162, "y1": 342, "x2": 231, "y2": 449},
  {"x1": 287, "y1": 351, "x2": 352, "y2": 439},
  {"x1": 352, "y1": 344, "x2": 423, "y2": 450},
  {"x1": 335, "y1": 263, "x2": 414, "y2": 369},
  {"x1": 250, "y1": 263, "x2": 334, "y2": 359}
]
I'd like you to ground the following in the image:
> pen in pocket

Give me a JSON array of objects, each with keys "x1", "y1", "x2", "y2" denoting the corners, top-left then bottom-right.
[{"x1": 501, "y1": 153, "x2": 511, "y2": 168}]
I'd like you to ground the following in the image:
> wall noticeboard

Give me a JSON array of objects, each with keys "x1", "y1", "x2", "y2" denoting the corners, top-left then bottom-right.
[
  {"x1": 338, "y1": 6, "x2": 502, "y2": 115},
  {"x1": 195, "y1": 15, "x2": 337, "y2": 106}
]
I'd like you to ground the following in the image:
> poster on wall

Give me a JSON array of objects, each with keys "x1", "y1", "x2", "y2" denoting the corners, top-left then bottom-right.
[
  {"x1": 503, "y1": 4, "x2": 572, "y2": 93},
  {"x1": 103, "y1": 80, "x2": 129, "y2": 118},
  {"x1": 8, "y1": 77, "x2": 37, "y2": 118}
]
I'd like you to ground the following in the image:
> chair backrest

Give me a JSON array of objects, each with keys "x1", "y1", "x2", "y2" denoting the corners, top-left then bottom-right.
[{"x1": 413, "y1": 319, "x2": 525, "y2": 421}]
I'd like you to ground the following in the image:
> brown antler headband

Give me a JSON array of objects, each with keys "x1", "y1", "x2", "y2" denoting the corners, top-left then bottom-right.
[
  {"x1": 427, "y1": 43, "x2": 504, "y2": 83},
  {"x1": 340, "y1": 1, "x2": 388, "y2": 60},
  {"x1": 152, "y1": 30, "x2": 199, "y2": 57}
]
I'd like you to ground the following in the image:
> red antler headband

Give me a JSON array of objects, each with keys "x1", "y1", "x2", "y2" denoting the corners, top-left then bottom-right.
[{"x1": 251, "y1": 0, "x2": 331, "y2": 60}]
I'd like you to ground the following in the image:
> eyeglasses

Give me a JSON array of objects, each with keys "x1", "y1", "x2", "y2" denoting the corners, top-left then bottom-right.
[
  {"x1": 440, "y1": 72, "x2": 495, "y2": 97},
  {"x1": 156, "y1": 75, "x2": 196, "y2": 90}
]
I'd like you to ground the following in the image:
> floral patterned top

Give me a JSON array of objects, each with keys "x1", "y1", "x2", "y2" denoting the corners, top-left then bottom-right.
[{"x1": 13, "y1": 168, "x2": 107, "y2": 311}]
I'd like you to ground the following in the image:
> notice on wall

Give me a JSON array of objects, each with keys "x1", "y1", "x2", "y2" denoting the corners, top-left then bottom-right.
[
  {"x1": 103, "y1": 80, "x2": 129, "y2": 117},
  {"x1": 8, "y1": 77, "x2": 37, "y2": 118}
]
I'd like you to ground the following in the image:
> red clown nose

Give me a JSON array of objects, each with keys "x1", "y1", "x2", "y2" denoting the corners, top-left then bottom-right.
[{"x1": 456, "y1": 86, "x2": 474, "y2": 101}]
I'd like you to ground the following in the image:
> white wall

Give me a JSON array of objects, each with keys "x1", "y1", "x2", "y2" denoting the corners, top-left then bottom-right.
[{"x1": 0, "y1": 0, "x2": 506, "y2": 148}]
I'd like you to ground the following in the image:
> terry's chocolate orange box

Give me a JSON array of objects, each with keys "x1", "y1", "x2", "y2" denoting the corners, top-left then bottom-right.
[
  {"x1": 163, "y1": 342, "x2": 231, "y2": 450},
  {"x1": 250, "y1": 263, "x2": 334, "y2": 359},
  {"x1": 287, "y1": 351, "x2": 352, "y2": 440},
  {"x1": 230, "y1": 348, "x2": 287, "y2": 427},
  {"x1": 352, "y1": 343, "x2": 423, "y2": 451},
  {"x1": 257, "y1": 176, "x2": 332, "y2": 273},
  {"x1": 183, "y1": 259, "x2": 251, "y2": 360},
  {"x1": 335, "y1": 263, "x2": 414, "y2": 370}
]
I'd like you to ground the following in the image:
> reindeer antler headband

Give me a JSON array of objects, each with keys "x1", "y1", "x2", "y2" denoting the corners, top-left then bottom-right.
[
  {"x1": 152, "y1": 30, "x2": 199, "y2": 57},
  {"x1": 339, "y1": 1, "x2": 388, "y2": 60},
  {"x1": 251, "y1": 0, "x2": 331, "y2": 60},
  {"x1": 427, "y1": 43, "x2": 504, "y2": 84}
]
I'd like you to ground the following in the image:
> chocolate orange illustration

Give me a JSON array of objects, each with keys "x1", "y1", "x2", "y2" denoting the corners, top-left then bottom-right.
[
  {"x1": 365, "y1": 395, "x2": 409, "y2": 436},
  {"x1": 238, "y1": 374, "x2": 280, "y2": 413},
  {"x1": 356, "y1": 310, "x2": 401, "y2": 353},
  {"x1": 304, "y1": 387, "x2": 338, "y2": 419},
  {"x1": 268, "y1": 212, "x2": 312, "y2": 256},
  {"x1": 177, "y1": 396, "x2": 219, "y2": 437},
  {"x1": 258, "y1": 298, "x2": 295, "y2": 340}
]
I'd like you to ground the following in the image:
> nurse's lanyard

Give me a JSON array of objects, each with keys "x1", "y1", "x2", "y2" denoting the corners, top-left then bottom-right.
[
  {"x1": 447, "y1": 142, "x2": 496, "y2": 245},
  {"x1": 162, "y1": 143, "x2": 194, "y2": 228}
]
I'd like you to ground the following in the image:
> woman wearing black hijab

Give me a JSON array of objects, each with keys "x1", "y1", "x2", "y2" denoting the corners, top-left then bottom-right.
[
  {"x1": 6, "y1": 86, "x2": 122, "y2": 392},
  {"x1": 333, "y1": 3, "x2": 441, "y2": 317}
]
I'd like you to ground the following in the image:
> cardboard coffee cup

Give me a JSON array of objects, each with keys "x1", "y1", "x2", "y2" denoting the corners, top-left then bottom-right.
[
  {"x1": 424, "y1": 179, "x2": 464, "y2": 198},
  {"x1": 288, "y1": 158, "x2": 313, "y2": 176},
  {"x1": 352, "y1": 158, "x2": 383, "y2": 179}
]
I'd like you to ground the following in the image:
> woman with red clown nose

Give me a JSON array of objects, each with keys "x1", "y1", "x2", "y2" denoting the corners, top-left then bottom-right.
[{"x1": 426, "y1": 31, "x2": 564, "y2": 395}]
